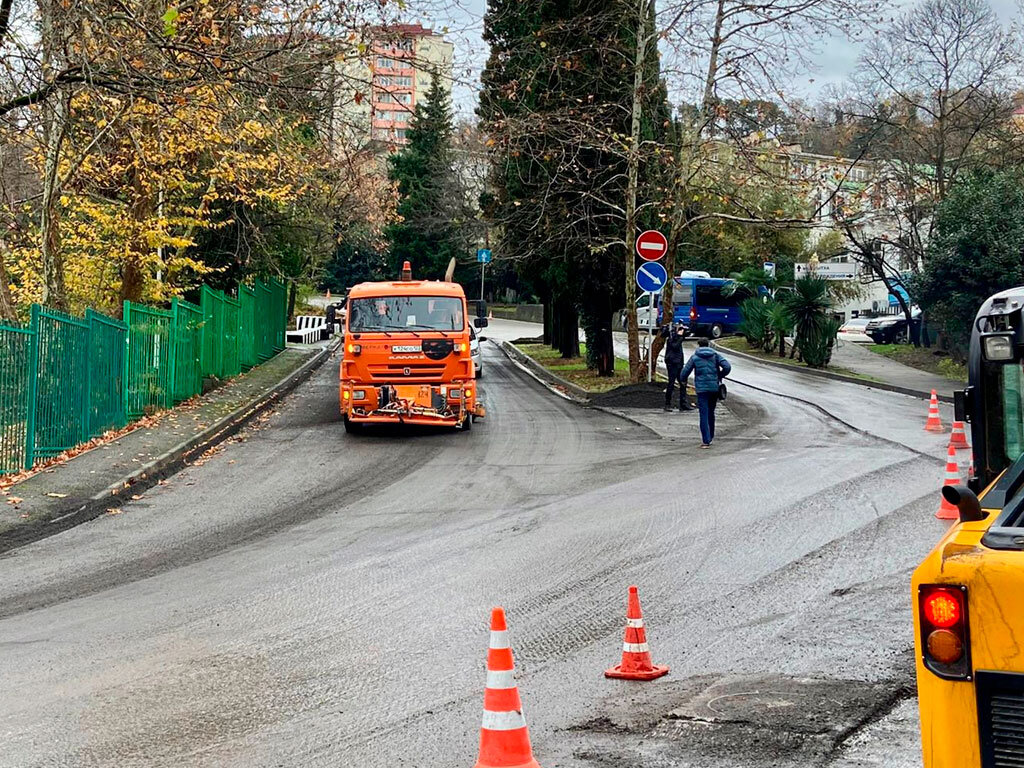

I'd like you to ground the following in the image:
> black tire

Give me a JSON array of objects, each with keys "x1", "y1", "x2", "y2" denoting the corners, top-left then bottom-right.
[
  {"x1": 710, "y1": 323, "x2": 724, "y2": 339},
  {"x1": 476, "y1": 366, "x2": 483, "y2": 379},
  {"x1": 343, "y1": 416, "x2": 360, "y2": 435},
  {"x1": 462, "y1": 412, "x2": 473, "y2": 431}
]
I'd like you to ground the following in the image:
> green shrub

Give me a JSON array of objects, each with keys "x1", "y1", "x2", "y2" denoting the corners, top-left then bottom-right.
[{"x1": 739, "y1": 297, "x2": 773, "y2": 350}]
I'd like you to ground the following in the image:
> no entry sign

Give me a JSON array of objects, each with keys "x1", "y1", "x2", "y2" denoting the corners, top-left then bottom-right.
[{"x1": 636, "y1": 230, "x2": 668, "y2": 261}]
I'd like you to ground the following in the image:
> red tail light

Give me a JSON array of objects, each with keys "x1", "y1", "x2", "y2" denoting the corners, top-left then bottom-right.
[
  {"x1": 689, "y1": 307, "x2": 697, "y2": 321},
  {"x1": 919, "y1": 585, "x2": 971, "y2": 680}
]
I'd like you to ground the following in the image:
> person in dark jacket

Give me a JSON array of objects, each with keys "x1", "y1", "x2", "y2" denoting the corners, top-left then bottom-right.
[
  {"x1": 661, "y1": 323, "x2": 693, "y2": 411},
  {"x1": 681, "y1": 339, "x2": 731, "y2": 447}
]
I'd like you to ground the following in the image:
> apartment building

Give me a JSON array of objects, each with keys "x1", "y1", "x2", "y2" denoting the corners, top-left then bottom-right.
[{"x1": 332, "y1": 24, "x2": 454, "y2": 151}]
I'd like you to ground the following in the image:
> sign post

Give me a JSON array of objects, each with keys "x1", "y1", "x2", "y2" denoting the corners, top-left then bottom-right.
[
  {"x1": 636, "y1": 261, "x2": 668, "y2": 384},
  {"x1": 476, "y1": 248, "x2": 492, "y2": 302}
]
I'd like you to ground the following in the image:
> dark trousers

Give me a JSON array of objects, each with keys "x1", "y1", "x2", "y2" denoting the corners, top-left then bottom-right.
[
  {"x1": 697, "y1": 391, "x2": 719, "y2": 444},
  {"x1": 665, "y1": 362, "x2": 689, "y2": 408}
]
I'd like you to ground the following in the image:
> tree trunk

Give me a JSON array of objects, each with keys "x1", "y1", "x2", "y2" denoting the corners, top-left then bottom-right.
[
  {"x1": 557, "y1": 298, "x2": 579, "y2": 358},
  {"x1": 622, "y1": 0, "x2": 651, "y2": 382},
  {"x1": 550, "y1": 296, "x2": 561, "y2": 351},
  {"x1": 119, "y1": 164, "x2": 152, "y2": 308},
  {"x1": 0, "y1": 246, "x2": 18, "y2": 323},
  {"x1": 287, "y1": 280, "x2": 297, "y2": 321},
  {"x1": 540, "y1": 284, "x2": 552, "y2": 345},
  {"x1": 39, "y1": 90, "x2": 68, "y2": 309}
]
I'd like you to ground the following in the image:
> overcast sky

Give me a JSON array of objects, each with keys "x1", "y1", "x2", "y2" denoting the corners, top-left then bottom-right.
[{"x1": 409, "y1": 0, "x2": 1022, "y2": 117}]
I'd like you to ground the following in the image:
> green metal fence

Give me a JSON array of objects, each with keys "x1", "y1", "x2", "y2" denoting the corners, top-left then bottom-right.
[
  {"x1": 124, "y1": 301, "x2": 173, "y2": 418},
  {"x1": 171, "y1": 298, "x2": 203, "y2": 403},
  {"x1": 0, "y1": 324, "x2": 33, "y2": 474},
  {"x1": 33, "y1": 305, "x2": 90, "y2": 460},
  {"x1": 0, "y1": 278, "x2": 290, "y2": 475},
  {"x1": 86, "y1": 309, "x2": 127, "y2": 435}
]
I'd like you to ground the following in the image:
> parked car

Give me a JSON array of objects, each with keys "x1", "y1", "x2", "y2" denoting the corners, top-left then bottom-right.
[
  {"x1": 865, "y1": 309, "x2": 922, "y2": 344},
  {"x1": 470, "y1": 326, "x2": 483, "y2": 377},
  {"x1": 836, "y1": 317, "x2": 874, "y2": 344}
]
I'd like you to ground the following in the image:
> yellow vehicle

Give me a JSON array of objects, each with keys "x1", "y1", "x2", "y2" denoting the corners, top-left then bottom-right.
[{"x1": 913, "y1": 287, "x2": 1024, "y2": 768}]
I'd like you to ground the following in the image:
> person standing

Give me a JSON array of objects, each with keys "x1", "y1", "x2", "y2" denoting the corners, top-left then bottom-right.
[
  {"x1": 681, "y1": 339, "x2": 731, "y2": 447},
  {"x1": 661, "y1": 323, "x2": 693, "y2": 411}
]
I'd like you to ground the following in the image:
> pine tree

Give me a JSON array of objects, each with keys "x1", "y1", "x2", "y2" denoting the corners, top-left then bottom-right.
[{"x1": 386, "y1": 75, "x2": 466, "y2": 281}]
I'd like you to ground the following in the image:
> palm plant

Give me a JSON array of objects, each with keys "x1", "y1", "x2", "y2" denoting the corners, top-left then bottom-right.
[
  {"x1": 739, "y1": 296, "x2": 773, "y2": 350},
  {"x1": 786, "y1": 276, "x2": 835, "y2": 367},
  {"x1": 766, "y1": 300, "x2": 792, "y2": 357}
]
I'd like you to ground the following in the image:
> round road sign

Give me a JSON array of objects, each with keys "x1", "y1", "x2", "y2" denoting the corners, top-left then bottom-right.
[
  {"x1": 636, "y1": 229, "x2": 668, "y2": 261},
  {"x1": 636, "y1": 262, "x2": 668, "y2": 294}
]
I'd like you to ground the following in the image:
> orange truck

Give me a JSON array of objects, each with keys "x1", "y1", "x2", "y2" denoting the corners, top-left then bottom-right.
[{"x1": 339, "y1": 261, "x2": 487, "y2": 432}]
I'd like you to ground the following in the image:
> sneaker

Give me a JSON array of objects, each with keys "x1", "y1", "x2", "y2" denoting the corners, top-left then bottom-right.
[
  {"x1": 700, "y1": 443, "x2": 710, "y2": 449},
  {"x1": 663, "y1": 405, "x2": 672, "y2": 412}
]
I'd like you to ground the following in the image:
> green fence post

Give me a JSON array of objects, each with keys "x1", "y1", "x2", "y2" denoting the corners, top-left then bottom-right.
[
  {"x1": 84, "y1": 309, "x2": 94, "y2": 438},
  {"x1": 168, "y1": 298, "x2": 178, "y2": 409},
  {"x1": 23, "y1": 304, "x2": 40, "y2": 470},
  {"x1": 122, "y1": 300, "x2": 131, "y2": 420}
]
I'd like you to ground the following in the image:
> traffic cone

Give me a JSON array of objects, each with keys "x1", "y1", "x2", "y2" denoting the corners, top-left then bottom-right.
[
  {"x1": 936, "y1": 445, "x2": 962, "y2": 520},
  {"x1": 326, "y1": 289, "x2": 331, "y2": 299},
  {"x1": 949, "y1": 421, "x2": 969, "y2": 449},
  {"x1": 473, "y1": 608, "x2": 541, "y2": 768},
  {"x1": 605, "y1": 586, "x2": 669, "y2": 681},
  {"x1": 924, "y1": 390, "x2": 945, "y2": 432}
]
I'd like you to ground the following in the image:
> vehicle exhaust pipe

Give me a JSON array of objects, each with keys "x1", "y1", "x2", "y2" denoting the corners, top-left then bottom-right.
[{"x1": 940, "y1": 485, "x2": 985, "y2": 523}]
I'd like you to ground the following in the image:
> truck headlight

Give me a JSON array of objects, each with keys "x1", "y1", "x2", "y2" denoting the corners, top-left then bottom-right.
[
  {"x1": 982, "y1": 332, "x2": 1015, "y2": 361},
  {"x1": 352, "y1": 390, "x2": 366, "y2": 400},
  {"x1": 347, "y1": 343, "x2": 361, "y2": 355},
  {"x1": 448, "y1": 389, "x2": 462, "y2": 399}
]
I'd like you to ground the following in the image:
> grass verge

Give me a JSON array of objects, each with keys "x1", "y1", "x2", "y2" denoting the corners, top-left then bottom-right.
[
  {"x1": 514, "y1": 343, "x2": 632, "y2": 394},
  {"x1": 868, "y1": 344, "x2": 967, "y2": 382},
  {"x1": 717, "y1": 336, "x2": 881, "y2": 382}
]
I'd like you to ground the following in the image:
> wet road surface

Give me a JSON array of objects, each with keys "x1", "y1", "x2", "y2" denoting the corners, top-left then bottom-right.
[{"x1": 0, "y1": 342, "x2": 948, "y2": 767}]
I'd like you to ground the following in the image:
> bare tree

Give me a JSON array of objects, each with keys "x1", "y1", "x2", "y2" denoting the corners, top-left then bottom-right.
[{"x1": 820, "y1": 0, "x2": 1023, "y2": 343}]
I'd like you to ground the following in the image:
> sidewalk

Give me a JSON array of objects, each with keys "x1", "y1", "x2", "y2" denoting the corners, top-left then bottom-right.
[
  {"x1": 829, "y1": 340, "x2": 957, "y2": 398},
  {"x1": 0, "y1": 340, "x2": 336, "y2": 551}
]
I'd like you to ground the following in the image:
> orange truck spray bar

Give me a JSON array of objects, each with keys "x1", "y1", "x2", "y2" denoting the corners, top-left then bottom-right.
[{"x1": 339, "y1": 262, "x2": 486, "y2": 431}]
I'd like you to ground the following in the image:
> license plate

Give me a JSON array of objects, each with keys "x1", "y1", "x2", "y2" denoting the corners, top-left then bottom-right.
[{"x1": 392, "y1": 345, "x2": 421, "y2": 353}]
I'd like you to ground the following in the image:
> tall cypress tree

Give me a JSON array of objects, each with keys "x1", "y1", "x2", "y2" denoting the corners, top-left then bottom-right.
[
  {"x1": 387, "y1": 75, "x2": 464, "y2": 280},
  {"x1": 479, "y1": 0, "x2": 669, "y2": 371}
]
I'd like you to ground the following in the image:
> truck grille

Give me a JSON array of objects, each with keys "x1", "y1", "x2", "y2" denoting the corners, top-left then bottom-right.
[
  {"x1": 979, "y1": 671, "x2": 1024, "y2": 767},
  {"x1": 367, "y1": 363, "x2": 447, "y2": 381}
]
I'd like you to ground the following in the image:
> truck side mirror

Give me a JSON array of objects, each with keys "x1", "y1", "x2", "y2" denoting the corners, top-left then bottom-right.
[
  {"x1": 476, "y1": 300, "x2": 487, "y2": 319},
  {"x1": 954, "y1": 387, "x2": 971, "y2": 423},
  {"x1": 474, "y1": 317, "x2": 489, "y2": 328}
]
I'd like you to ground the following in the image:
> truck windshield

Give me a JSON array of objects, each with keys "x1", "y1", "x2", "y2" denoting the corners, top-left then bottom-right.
[
  {"x1": 349, "y1": 295, "x2": 464, "y2": 332},
  {"x1": 982, "y1": 361, "x2": 1024, "y2": 476}
]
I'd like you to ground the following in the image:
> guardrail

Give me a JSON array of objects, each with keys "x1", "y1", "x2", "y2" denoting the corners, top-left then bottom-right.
[{"x1": 0, "y1": 278, "x2": 287, "y2": 474}]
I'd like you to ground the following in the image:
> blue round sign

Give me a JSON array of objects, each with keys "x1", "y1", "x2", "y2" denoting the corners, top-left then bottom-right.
[{"x1": 635, "y1": 262, "x2": 668, "y2": 293}]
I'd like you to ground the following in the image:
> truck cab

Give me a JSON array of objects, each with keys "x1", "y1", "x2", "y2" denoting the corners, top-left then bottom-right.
[
  {"x1": 913, "y1": 286, "x2": 1024, "y2": 767},
  {"x1": 339, "y1": 262, "x2": 486, "y2": 432}
]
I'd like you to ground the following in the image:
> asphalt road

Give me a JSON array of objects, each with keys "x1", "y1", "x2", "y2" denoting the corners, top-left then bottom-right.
[{"x1": 0, "y1": 339, "x2": 952, "y2": 768}]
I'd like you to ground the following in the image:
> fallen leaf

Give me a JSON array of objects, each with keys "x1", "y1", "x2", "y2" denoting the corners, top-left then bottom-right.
[
  {"x1": 105, "y1": 508, "x2": 122, "y2": 515},
  {"x1": 45, "y1": 492, "x2": 67, "y2": 498},
  {"x1": 7, "y1": 497, "x2": 22, "y2": 504},
  {"x1": 131, "y1": 494, "x2": 143, "y2": 500}
]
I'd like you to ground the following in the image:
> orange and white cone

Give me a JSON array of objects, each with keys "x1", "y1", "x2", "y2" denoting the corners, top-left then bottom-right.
[
  {"x1": 924, "y1": 390, "x2": 944, "y2": 432},
  {"x1": 473, "y1": 608, "x2": 541, "y2": 768},
  {"x1": 936, "y1": 445, "x2": 962, "y2": 520},
  {"x1": 605, "y1": 586, "x2": 669, "y2": 681},
  {"x1": 949, "y1": 421, "x2": 969, "y2": 449}
]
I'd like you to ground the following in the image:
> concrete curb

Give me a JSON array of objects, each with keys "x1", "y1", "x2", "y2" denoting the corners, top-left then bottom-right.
[
  {"x1": 0, "y1": 340, "x2": 339, "y2": 554},
  {"x1": 495, "y1": 340, "x2": 590, "y2": 402},
  {"x1": 712, "y1": 340, "x2": 956, "y2": 403}
]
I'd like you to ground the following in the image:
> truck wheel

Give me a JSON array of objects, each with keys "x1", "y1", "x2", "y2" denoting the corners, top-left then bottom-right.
[
  {"x1": 462, "y1": 413, "x2": 473, "y2": 431},
  {"x1": 343, "y1": 416, "x2": 360, "y2": 435},
  {"x1": 710, "y1": 323, "x2": 724, "y2": 339}
]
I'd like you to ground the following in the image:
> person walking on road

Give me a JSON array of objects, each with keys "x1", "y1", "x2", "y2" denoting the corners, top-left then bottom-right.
[
  {"x1": 681, "y1": 339, "x2": 731, "y2": 447},
  {"x1": 661, "y1": 323, "x2": 693, "y2": 412}
]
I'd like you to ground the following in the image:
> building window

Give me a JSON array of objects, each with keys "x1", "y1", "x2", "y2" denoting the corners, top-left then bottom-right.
[
  {"x1": 395, "y1": 129, "x2": 407, "y2": 140},
  {"x1": 395, "y1": 38, "x2": 413, "y2": 52},
  {"x1": 393, "y1": 76, "x2": 412, "y2": 87}
]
